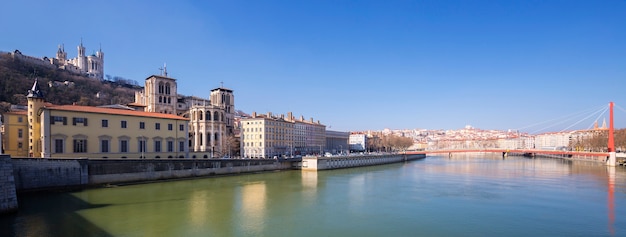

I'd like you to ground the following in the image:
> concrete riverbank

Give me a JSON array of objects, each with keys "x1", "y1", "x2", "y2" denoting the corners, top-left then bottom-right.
[{"x1": 299, "y1": 153, "x2": 426, "y2": 171}]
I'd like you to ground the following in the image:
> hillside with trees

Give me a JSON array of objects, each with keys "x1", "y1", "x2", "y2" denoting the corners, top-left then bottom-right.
[{"x1": 0, "y1": 52, "x2": 140, "y2": 112}]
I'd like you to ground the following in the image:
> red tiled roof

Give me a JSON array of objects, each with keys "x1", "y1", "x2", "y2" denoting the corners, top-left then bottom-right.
[
  {"x1": 46, "y1": 104, "x2": 188, "y2": 120},
  {"x1": 4, "y1": 111, "x2": 27, "y2": 115}
]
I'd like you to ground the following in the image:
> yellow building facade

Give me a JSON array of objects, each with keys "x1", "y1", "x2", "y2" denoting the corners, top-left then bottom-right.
[
  {"x1": 1, "y1": 111, "x2": 28, "y2": 157},
  {"x1": 2, "y1": 80, "x2": 189, "y2": 158},
  {"x1": 41, "y1": 105, "x2": 189, "y2": 158}
]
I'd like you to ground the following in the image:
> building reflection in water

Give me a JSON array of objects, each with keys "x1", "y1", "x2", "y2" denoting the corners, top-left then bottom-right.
[
  {"x1": 188, "y1": 190, "x2": 209, "y2": 228},
  {"x1": 348, "y1": 174, "x2": 366, "y2": 210},
  {"x1": 607, "y1": 166, "x2": 615, "y2": 235},
  {"x1": 301, "y1": 171, "x2": 318, "y2": 203},
  {"x1": 239, "y1": 181, "x2": 267, "y2": 235}
]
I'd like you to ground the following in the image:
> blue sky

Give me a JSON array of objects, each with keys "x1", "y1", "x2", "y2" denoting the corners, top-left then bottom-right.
[{"x1": 1, "y1": 0, "x2": 625, "y2": 132}]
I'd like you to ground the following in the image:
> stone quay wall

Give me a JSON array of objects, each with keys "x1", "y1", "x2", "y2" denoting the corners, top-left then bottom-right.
[
  {"x1": 0, "y1": 155, "x2": 18, "y2": 214},
  {"x1": 11, "y1": 158, "x2": 88, "y2": 191},
  {"x1": 300, "y1": 153, "x2": 425, "y2": 171},
  {"x1": 88, "y1": 159, "x2": 290, "y2": 185}
]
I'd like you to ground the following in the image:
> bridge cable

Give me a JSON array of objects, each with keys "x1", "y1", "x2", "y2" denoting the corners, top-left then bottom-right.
[
  {"x1": 615, "y1": 104, "x2": 626, "y2": 114},
  {"x1": 518, "y1": 104, "x2": 608, "y2": 134},
  {"x1": 586, "y1": 106, "x2": 609, "y2": 130},
  {"x1": 514, "y1": 104, "x2": 606, "y2": 132},
  {"x1": 559, "y1": 105, "x2": 607, "y2": 132}
]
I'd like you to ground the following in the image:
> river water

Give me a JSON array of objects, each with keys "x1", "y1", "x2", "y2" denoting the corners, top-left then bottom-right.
[{"x1": 1, "y1": 155, "x2": 625, "y2": 237}]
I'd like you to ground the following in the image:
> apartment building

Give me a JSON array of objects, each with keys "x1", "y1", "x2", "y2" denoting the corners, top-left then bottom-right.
[{"x1": 240, "y1": 112, "x2": 326, "y2": 158}]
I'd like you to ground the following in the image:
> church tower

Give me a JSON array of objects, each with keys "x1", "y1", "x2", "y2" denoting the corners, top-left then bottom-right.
[
  {"x1": 210, "y1": 86, "x2": 235, "y2": 135},
  {"x1": 56, "y1": 44, "x2": 66, "y2": 62},
  {"x1": 77, "y1": 40, "x2": 87, "y2": 71},
  {"x1": 27, "y1": 79, "x2": 45, "y2": 157},
  {"x1": 143, "y1": 65, "x2": 177, "y2": 114}
]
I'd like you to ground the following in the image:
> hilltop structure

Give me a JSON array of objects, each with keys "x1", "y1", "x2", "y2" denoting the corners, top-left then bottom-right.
[{"x1": 9, "y1": 40, "x2": 104, "y2": 79}]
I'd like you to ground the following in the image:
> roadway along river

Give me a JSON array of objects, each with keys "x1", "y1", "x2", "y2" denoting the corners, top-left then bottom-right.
[{"x1": 1, "y1": 154, "x2": 625, "y2": 236}]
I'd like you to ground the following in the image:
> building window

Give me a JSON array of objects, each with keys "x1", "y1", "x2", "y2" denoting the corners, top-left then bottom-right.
[
  {"x1": 155, "y1": 123, "x2": 161, "y2": 130},
  {"x1": 179, "y1": 124, "x2": 184, "y2": 131},
  {"x1": 18, "y1": 117, "x2": 23, "y2": 123},
  {"x1": 102, "y1": 119, "x2": 108, "y2": 128},
  {"x1": 121, "y1": 120, "x2": 127, "y2": 128},
  {"x1": 51, "y1": 116, "x2": 66, "y2": 125},
  {"x1": 167, "y1": 141, "x2": 174, "y2": 152},
  {"x1": 54, "y1": 139, "x2": 64, "y2": 153},
  {"x1": 101, "y1": 140, "x2": 109, "y2": 153},
  {"x1": 73, "y1": 139, "x2": 87, "y2": 153},
  {"x1": 18, "y1": 129, "x2": 23, "y2": 138},
  {"x1": 139, "y1": 139, "x2": 146, "y2": 153},
  {"x1": 154, "y1": 140, "x2": 162, "y2": 152},
  {"x1": 179, "y1": 141, "x2": 185, "y2": 152},
  {"x1": 140, "y1": 122, "x2": 145, "y2": 129},
  {"x1": 18, "y1": 142, "x2": 23, "y2": 149},
  {"x1": 168, "y1": 124, "x2": 173, "y2": 131},
  {"x1": 120, "y1": 140, "x2": 129, "y2": 153},
  {"x1": 72, "y1": 117, "x2": 88, "y2": 126}
]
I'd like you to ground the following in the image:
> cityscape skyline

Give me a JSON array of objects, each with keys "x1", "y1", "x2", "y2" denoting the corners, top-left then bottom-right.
[{"x1": 1, "y1": 0, "x2": 625, "y2": 132}]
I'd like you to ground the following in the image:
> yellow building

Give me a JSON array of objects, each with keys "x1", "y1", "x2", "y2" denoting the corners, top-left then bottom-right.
[
  {"x1": 41, "y1": 105, "x2": 189, "y2": 158},
  {"x1": 3, "y1": 79, "x2": 189, "y2": 158},
  {"x1": 1, "y1": 111, "x2": 28, "y2": 157}
]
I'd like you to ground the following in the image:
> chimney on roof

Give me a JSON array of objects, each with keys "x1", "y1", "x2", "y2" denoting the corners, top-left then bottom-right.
[
  {"x1": 252, "y1": 112, "x2": 257, "y2": 118},
  {"x1": 310, "y1": 117, "x2": 314, "y2": 123},
  {"x1": 288, "y1": 112, "x2": 293, "y2": 121},
  {"x1": 267, "y1": 112, "x2": 272, "y2": 118},
  {"x1": 300, "y1": 115, "x2": 304, "y2": 121}
]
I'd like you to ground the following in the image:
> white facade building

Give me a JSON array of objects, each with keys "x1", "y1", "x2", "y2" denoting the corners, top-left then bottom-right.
[
  {"x1": 349, "y1": 133, "x2": 367, "y2": 152},
  {"x1": 240, "y1": 112, "x2": 326, "y2": 158},
  {"x1": 534, "y1": 132, "x2": 573, "y2": 149}
]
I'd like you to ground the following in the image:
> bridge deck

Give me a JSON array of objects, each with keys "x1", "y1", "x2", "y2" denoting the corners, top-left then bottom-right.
[{"x1": 406, "y1": 149, "x2": 609, "y2": 157}]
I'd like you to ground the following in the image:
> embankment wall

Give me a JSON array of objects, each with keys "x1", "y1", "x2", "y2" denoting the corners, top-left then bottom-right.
[
  {"x1": 301, "y1": 154, "x2": 425, "y2": 171},
  {"x1": 0, "y1": 155, "x2": 18, "y2": 214}
]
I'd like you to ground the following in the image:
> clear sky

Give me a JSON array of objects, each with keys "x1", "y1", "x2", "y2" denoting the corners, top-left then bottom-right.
[{"x1": 1, "y1": 0, "x2": 625, "y2": 133}]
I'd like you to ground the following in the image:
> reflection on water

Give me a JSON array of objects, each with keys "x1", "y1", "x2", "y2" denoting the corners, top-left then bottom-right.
[
  {"x1": 1, "y1": 156, "x2": 626, "y2": 237},
  {"x1": 188, "y1": 190, "x2": 208, "y2": 228},
  {"x1": 608, "y1": 166, "x2": 616, "y2": 235},
  {"x1": 238, "y1": 182, "x2": 267, "y2": 236}
]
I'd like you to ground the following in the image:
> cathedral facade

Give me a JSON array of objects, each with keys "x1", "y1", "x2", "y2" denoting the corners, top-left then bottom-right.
[{"x1": 132, "y1": 70, "x2": 236, "y2": 158}]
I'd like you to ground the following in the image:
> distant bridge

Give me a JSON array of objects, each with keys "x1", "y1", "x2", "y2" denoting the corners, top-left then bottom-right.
[
  {"x1": 405, "y1": 149, "x2": 609, "y2": 157},
  {"x1": 408, "y1": 102, "x2": 621, "y2": 166}
]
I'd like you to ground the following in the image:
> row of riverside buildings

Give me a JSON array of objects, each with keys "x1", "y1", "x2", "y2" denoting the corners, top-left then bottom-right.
[{"x1": 1, "y1": 49, "x2": 349, "y2": 158}]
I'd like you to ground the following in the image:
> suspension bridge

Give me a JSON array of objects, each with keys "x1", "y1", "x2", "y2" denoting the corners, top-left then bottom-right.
[{"x1": 406, "y1": 102, "x2": 624, "y2": 166}]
